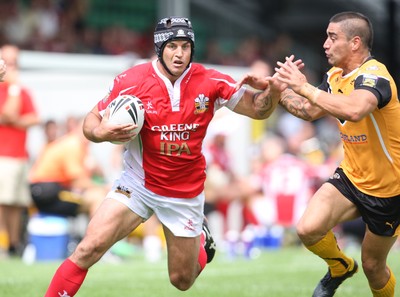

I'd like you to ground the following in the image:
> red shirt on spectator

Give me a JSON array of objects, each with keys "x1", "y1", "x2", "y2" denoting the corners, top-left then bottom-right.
[{"x1": 0, "y1": 83, "x2": 37, "y2": 159}]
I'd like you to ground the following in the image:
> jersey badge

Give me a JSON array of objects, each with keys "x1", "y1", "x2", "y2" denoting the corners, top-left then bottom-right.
[
  {"x1": 329, "y1": 172, "x2": 341, "y2": 180},
  {"x1": 194, "y1": 94, "x2": 209, "y2": 114},
  {"x1": 360, "y1": 74, "x2": 378, "y2": 88}
]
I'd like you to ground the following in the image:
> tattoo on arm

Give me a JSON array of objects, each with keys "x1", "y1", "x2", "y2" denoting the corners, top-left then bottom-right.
[
  {"x1": 253, "y1": 91, "x2": 274, "y2": 118},
  {"x1": 279, "y1": 90, "x2": 313, "y2": 121}
]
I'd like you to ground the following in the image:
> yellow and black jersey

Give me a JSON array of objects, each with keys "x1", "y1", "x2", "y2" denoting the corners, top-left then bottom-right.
[{"x1": 319, "y1": 58, "x2": 400, "y2": 197}]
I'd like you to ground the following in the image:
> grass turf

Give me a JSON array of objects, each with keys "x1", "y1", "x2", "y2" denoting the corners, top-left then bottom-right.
[{"x1": 1, "y1": 246, "x2": 398, "y2": 297}]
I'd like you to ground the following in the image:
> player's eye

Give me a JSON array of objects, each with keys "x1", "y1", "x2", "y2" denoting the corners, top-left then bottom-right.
[{"x1": 167, "y1": 43, "x2": 177, "y2": 50}]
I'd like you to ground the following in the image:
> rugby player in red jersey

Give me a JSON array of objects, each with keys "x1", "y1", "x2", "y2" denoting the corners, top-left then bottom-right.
[{"x1": 43, "y1": 16, "x2": 295, "y2": 297}]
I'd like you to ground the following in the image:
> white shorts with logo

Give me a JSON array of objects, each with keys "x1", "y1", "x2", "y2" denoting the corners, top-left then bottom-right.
[
  {"x1": 0, "y1": 157, "x2": 31, "y2": 207},
  {"x1": 106, "y1": 171, "x2": 205, "y2": 237}
]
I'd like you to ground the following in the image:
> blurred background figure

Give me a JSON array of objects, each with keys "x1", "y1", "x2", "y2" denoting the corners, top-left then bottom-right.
[
  {"x1": 248, "y1": 134, "x2": 314, "y2": 231},
  {"x1": 29, "y1": 117, "x2": 106, "y2": 219},
  {"x1": 204, "y1": 131, "x2": 239, "y2": 244},
  {"x1": 0, "y1": 59, "x2": 6, "y2": 81},
  {"x1": 42, "y1": 119, "x2": 59, "y2": 144},
  {"x1": 0, "y1": 44, "x2": 40, "y2": 258}
]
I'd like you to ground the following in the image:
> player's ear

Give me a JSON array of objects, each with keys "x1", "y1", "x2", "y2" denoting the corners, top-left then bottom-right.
[{"x1": 351, "y1": 36, "x2": 362, "y2": 51}]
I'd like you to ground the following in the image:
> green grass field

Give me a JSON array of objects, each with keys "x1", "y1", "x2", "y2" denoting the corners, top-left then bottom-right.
[{"x1": 1, "y1": 246, "x2": 399, "y2": 297}]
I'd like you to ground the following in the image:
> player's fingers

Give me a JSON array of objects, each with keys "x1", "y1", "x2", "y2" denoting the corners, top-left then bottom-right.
[
  {"x1": 286, "y1": 55, "x2": 295, "y2": 62},
  {"x1": 293, "y1": 59, "x2": 304, "y2": 68},
  {"x1": 275, "y1": 62, "x2": 291, "y2": 75},
  {"x1": 235, "y1": 74, "x2": 250, "y2": 90},
  {"x1": 284, "y1": 57, "x2": 299, "y2": 70},
  {"x1": 120, "y1": 123, "x2": 138, "y2": 131},
  {"x1": 276, "y1": 75, "x2": 290, "y2": 84}
]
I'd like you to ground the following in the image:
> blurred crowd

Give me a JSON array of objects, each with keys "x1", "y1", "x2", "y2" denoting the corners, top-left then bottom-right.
[
  {"x1": 0, "y1": 0, "x2": 316, "y2": 70},
  {"x1": 0, "y1": 1, "x2": 366, "y2": 262},
  {"x1": 0, "y1": 0, "x2": 153, "y2": 57}
]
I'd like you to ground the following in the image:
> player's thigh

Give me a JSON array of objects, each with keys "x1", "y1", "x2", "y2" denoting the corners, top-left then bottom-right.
[
  {"x1": 163, "y1": 225, "x2": 200, "y2": 275},
  {"x1": 298, "y1": 182, "x2": 359, "y2": 232},
  {"x1": 82, "y1": 198, "x2": 143, "y2": 250}
]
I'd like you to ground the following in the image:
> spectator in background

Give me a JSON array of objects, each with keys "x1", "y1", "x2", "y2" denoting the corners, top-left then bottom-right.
[
  {"x1": 248, "y1": 134, "x2": 313, "y2": 229},
  {"x1": 29, "y1": 117, "x2": 106, "y2": 218},
  {"x1": 204, "y1": 131, "x2": 239, "y2": 241},
  {"x1": 1, "y1": 0, "x2": 59, "y2": 50},
  {"x1": 43, "y1": 119, "x2": 59, "y2": 144},
  {"x1": 0, "y1": 44, "x2": 40, "y2": 257}
]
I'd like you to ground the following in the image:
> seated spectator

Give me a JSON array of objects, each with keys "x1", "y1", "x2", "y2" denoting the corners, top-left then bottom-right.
[
  {"x1": 29, "y1": 117, "x2": 106, "y2": 218},
  {"x1": 43, "y1": 119, "x2": 59, "y2": 144}
]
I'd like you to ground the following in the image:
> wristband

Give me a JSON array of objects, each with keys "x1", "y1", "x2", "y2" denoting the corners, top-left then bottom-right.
[{"x1": 8, "y1": 84, "x2": 21, "y2": 96}]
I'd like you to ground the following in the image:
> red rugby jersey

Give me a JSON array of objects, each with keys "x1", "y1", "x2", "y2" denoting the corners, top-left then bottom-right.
[{"x1": 98, "y1": 60, "x2": 244, "y2": 198}]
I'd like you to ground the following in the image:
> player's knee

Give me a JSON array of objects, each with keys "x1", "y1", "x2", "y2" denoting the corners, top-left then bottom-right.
[
  {"x1": 169, "y1": 271, "x2": 195, "y2": 291},
  {"x1": 296, "y1": 220, "x2": 322, "y2": 243},
  {"x1": 73, "y1": 238, "x2": 109, "y2": 264},
  {"x1": 296, "y1": 220, "x2": 311, "y2": 238},
  {"x1": 362, "y1": 257, "x2": 381, "y2": 277}
]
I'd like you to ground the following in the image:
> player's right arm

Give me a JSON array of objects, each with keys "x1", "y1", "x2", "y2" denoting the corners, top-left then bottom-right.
[{"x1": 83, "y1": 104, "x2": 136, "y2": 143}]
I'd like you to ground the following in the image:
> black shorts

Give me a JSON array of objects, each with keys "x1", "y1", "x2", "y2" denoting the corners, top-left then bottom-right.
[
  {"x1": 30, "y1": 182, "x2": 79, "y2": 217},
  {"x1": 327, "y1": 168, "x2": 400, "y2": 237}
]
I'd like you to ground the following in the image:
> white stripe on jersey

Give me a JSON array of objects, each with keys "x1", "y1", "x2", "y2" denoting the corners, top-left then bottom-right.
[
  {"x1": 118, "y1": 86, "x2": 137, "y2": 96},
  {"x1": 369, "y1": 113, "x2": 393, "y2": 163}
]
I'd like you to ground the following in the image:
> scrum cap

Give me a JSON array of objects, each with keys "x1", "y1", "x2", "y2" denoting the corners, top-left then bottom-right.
[{"x1": 154, "y1": 17, "x2": 195, "y2": 60}]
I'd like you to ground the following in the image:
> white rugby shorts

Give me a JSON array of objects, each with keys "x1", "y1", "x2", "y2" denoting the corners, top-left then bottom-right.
[{"x1": 106, "y1": 172, "x2": 205, "y2": 237}]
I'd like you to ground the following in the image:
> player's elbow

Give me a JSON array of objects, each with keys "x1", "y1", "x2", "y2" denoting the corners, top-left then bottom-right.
[{"x1": 342, "y1": 110, "x2": 366, "y2": 122}]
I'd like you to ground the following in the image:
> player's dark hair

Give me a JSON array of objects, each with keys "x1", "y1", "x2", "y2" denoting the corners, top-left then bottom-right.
[{"x1": 330, "y1": 11, "x2": 373, "y2": 51}]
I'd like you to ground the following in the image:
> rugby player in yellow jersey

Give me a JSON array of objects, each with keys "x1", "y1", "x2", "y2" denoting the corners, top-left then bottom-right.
[{"x1": 274, "y1": 11, "x2": 400, "y2": 297}]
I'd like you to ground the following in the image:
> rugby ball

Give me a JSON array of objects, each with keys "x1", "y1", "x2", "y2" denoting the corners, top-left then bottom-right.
[{"x1": 107, "y1": 94, "x2": 145, "y2": 140}]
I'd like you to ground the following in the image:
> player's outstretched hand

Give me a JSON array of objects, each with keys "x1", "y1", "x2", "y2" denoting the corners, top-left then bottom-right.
[
  {"x1": 236, "y1": 73, "x2": 269, "y2": 91},
  {"x1": 0, "y1": 59, "x2": 6, "y2": 82},
  {"x1": 275, "y1": 56, "x2": 308, "y2": 94}
]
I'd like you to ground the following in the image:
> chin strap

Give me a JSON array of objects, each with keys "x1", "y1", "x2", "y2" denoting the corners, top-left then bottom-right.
[
  {"x1": 159, "y1": 57, "x2": 175, "y2": 76},
  {"x1": 159, "y1": 57, "x2": 191, "y2": 77}
]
